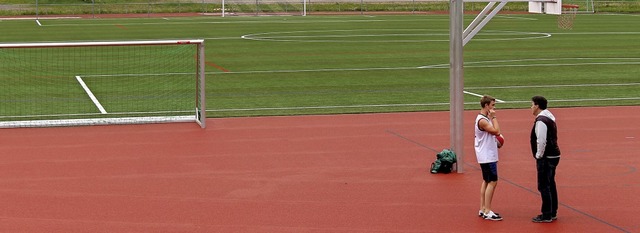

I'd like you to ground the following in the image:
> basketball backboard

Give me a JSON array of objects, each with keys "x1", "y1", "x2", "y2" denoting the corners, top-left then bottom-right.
[{"x1": 529, "y1": 0, "x2": 562, "y2": 15}]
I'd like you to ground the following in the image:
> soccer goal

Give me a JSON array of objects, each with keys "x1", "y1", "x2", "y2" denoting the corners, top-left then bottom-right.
[
  {"x1": 222, "y1": 0, "x2": 307, "y2": 16},
  {"x1": 0, "y1": 39, "x2": 206, "y2": 128}
]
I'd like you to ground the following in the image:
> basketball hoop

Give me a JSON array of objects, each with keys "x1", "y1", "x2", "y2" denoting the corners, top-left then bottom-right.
[{"x1": 558, "y1": 4, "x2": 579, "y2": 30}]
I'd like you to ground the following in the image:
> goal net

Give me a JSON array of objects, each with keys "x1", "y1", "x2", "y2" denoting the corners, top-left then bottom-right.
[
  {"x1": 222, "y1": 0, "x2": 306, "y2": 16},
  {"x1": 0, "y1": 40, "x2": 206, "y2": 128}
]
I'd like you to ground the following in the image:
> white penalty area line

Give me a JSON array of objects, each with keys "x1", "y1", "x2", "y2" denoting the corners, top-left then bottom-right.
[
  {"x1": 463, "y1": 91, "x2": 505, "y2": 103},
  {"x1": 75, "y1": 76, "x2": 107, "y2": 114}
]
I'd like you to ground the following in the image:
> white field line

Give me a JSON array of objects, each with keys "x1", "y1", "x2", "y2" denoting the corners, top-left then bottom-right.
[
  {"x1": 240, "y1": 29, "x2": 551, "y2": 42},
  {"x1": 75, "y1": 76, "x2": 107, "y2": 114},
  {"x1": 207, "y1": 103, "x2": 453, "y2": 112},
  {"x1": 239, "y1": 30, "x2": 640, "y2": 43},
  {"x1": 459, "y1": 61, "x2": 640, "y2": 69},
  {"x1": 465, "y1": 83, "x2": 640, "y2": 89},
  {"x1": 419, "y1": 57, "x2": 640, "y2": 69},
  {"x1": 207, "y1": 97, "x2": 640, "y2": 113},
  {"x1": 205, "y1": 58, "x2": 640, "y2": 75},
  {"x1": 463, "y1": 91, "x2": 505, "y2": 103},
  {"x1": 35, "y1": 18, "x2": 395, "y2": 27},
  {"x1": 209, "y1": 66, "x2": 422, "y2": 75}
]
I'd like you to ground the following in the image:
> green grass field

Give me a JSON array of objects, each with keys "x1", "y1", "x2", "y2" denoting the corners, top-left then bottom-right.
[{"x1": 1, "y1": 13, "x2": 639, "y2": 120}]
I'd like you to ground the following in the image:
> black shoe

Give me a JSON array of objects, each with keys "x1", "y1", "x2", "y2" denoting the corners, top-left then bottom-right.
[
  {"x1": 552, "y1": 215, "x2": 557, "y2": 220},
  {"x1": 479, "y1": 210, "x2": 501, "y2": 217},
  {"x1": 532, "y1": 215, "x2": 553, "y2": 223},
  {"x1": 484, "y1": 211, "x2": 503, "y2": 221}
]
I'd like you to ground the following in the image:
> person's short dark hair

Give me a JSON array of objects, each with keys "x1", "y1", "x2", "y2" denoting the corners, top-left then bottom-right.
[
  {"x1": 480, "y1": 95, "x2": 495, "y2": 108},
  {"x1": 532, "y1": 96, "x2": 548, "y2": 110}
]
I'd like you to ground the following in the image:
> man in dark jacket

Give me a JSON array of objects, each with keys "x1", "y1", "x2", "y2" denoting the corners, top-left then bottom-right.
[{"x1": 530, "y1": 96, "x2": 561, "y2": 223}]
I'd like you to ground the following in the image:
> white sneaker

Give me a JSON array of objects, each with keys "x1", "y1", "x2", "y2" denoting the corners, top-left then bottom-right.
[
  {"x1": 478, "y1": 210, "x2": 484, "y2": 218},
  {"x1": 483, "y1": 211, "x2": 503, "y2": 221}
]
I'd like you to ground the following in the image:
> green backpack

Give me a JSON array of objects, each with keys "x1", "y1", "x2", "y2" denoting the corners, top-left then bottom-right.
[{"x1": 430, "y1": 149, "x2": 457, "y2": 174}]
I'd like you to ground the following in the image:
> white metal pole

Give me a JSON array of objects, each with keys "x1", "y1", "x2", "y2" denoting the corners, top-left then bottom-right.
[
  {"x1": 464, "y1": 2, "x2": 495, "y2": 39},
  {"x1": 303, "y1": 0, "x2": 307, "y2": 16},
  {"x1": 450, "y1": 0, "x2": 464, "y2": 173},
  {"x1": 198, "y1": 42, "x2": 206, "y2": 128},
  {"x1": 463, "y1": 1, "x2": 508, "y2": 46}
]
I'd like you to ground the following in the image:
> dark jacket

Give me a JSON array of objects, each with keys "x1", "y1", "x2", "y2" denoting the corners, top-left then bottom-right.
[{"x1": 530, "y1": 115, "x2": 561, "y2": 159}]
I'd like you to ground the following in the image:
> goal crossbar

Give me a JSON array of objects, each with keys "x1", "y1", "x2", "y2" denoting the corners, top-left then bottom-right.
[{"x1": 0, "y1": 40, "x2": 204, "y2": 48}]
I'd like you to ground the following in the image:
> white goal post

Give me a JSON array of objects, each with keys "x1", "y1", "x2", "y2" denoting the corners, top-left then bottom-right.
[{"x1": 0, "y1": 39, "x2": 206, "y2": 128}]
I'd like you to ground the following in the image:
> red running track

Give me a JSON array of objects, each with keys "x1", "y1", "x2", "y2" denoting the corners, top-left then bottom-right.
[{"x1": 0, "y1": 106, "x2": 638, "y2": 232}]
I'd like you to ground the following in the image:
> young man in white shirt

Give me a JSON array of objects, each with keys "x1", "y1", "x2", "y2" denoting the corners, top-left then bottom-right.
[{"x1": 474, "y1": 95, "x2": 503, "y2": 221}]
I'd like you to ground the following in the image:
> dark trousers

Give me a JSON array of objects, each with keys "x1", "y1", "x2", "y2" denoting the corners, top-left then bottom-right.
[{"x1": 536, "y1": 157, "x2": 560, "y2": 218}]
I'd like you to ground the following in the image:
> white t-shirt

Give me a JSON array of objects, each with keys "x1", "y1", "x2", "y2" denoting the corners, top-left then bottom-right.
[{"x1": 474, "y1": 114, "x2": 499, "y2": 164}]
